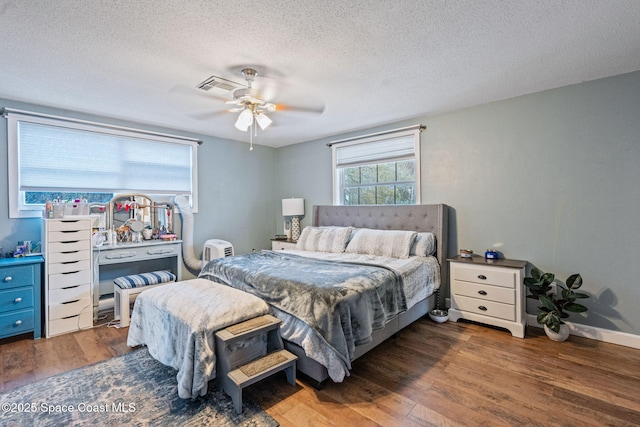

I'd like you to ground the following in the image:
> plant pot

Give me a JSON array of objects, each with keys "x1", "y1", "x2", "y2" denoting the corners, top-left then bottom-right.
[{"x1": 544, "y1": 324, "x2": 570, "y2": 342}]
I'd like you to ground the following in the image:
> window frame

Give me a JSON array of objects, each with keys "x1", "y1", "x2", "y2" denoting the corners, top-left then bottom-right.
[
  {"x1": 4, "y1": 108, "x2": 200, "y2": 218},
  {"x1": 331, "y1": 127, "x2": 422, "y2": 205}
]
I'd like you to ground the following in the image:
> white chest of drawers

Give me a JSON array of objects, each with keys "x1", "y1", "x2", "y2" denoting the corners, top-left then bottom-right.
[
  {"x1": 42, "y1": 218, "x2": 93, "y2": 337},
  {"x1": 448, "y1": 255, "x2": 527, "y2": 338}
]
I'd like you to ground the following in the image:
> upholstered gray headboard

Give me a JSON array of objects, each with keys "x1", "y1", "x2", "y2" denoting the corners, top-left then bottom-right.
[{"x1": 313, "y1": 204, "x2": 449, "y2": 303}]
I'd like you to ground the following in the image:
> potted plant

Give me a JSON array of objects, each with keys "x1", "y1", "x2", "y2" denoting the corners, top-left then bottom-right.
[{"x1": 524, "y1": 267, "x2": 589, "y2": 341}]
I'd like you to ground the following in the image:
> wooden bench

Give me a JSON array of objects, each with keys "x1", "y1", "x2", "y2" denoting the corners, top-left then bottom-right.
[
  {"x1": 215, "y1": 314, "x2": 297, "y2": 414},
  {"x1": 113, "y1": 270, "x2": 176, "y2": 328}
]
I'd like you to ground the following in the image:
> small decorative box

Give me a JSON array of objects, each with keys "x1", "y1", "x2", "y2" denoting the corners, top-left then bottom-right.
[{"x1": 485, "y1": 249, "x2": 499, "y2": 259}]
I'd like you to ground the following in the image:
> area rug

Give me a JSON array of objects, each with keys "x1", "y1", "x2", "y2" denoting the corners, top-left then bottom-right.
[{"x1": 0, "y1": 349, "x2": 279, "y2": 427}]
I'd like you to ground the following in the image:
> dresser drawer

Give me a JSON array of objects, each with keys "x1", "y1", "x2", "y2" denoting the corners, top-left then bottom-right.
[
  {"x1": 49, "y1": 269, "x2": 92, "y2": 289},
  {"x1": 47, "y1": 259, "x2": 91, "y2": 275},
  {"x1": 1, "y1": 264, "x2": 37, "y2": 290},
  {"x1": 47, "y1": 250, "x2": 91, "y2": 264},
  {"x1": 47, "y1": 230, "x2": 90, "y2": 243},
  {"x1": 452, "y1": 280, "x2": 515, "y2": 305},
  {"x1": 48, "y1": 219, "x2": 91, "y2": 232},
  {"x1": 49, "y1": 284, "x2": 90, "y2": 304},
  {"x1": 0, "y1": 288, "x2": 34, "y2": 314},
  {"x1": 48, "y1": 240, "x2": 91, "y2": 253},
  {"x1": 454, "y1": 264, "x2": 517, "y2": 288},
  {"x1": 453, "y1": 295, "x2": 515, "y2": 321},
  {"x1": 48, "y1": 311, "x2": 92, "y2": 337},
  {"x1": 49, "y1": 296, "x2": 92, "y2": 320},
  {"x1": 0, "y1": 309, "x2": 35, "y2": 338}
]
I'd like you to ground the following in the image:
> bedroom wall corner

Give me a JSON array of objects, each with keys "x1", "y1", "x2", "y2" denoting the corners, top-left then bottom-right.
[{"x1": 274, "y1": 70, "x2": 640, "y2": 338}]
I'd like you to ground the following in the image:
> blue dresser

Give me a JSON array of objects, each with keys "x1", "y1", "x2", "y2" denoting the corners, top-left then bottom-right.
[{"x1": 0, "y1": 256, "x2": 43, "y2": 339}]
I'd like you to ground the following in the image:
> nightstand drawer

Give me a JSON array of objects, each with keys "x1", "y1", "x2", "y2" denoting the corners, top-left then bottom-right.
[
  {"x1": 0, "y1": 309, "x2": 35, "y2": 338},
  {"x1": 1, "y1": 265, "x2": 37, "y2": 290},
  {"x1": 454, "y1": 264, "x2": 517, "y2": 288},
  {"x1": 0, "y1": 288, "x2": 34, "y2": 314},
  {"x1": 453, "y1": 280, "x2": 515, "y2": 305},
  {"x1": 271, "y1": 241, "x2": 297, "y2": 250},
  {"x1": 453, "y1": 295, "x2": 515, "y2": 321}
]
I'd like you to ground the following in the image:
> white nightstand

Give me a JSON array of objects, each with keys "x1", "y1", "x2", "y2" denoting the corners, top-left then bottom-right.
[
  {"x1": 271, "y1": 240, "x2": 297, "y2": 251},
  {"x1": 448, "y1": 255, "x2": 527, "y2": 338}
]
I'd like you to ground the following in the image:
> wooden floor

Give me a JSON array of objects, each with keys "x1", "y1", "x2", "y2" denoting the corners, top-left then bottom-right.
[{"x1": 2, "y1": 318, "x2": 640, "y2": 426}]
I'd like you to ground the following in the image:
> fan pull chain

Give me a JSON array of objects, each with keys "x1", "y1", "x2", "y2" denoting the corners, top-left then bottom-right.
[{"x1": 249, "y1": 120, "x2": 254, "y2": 151}]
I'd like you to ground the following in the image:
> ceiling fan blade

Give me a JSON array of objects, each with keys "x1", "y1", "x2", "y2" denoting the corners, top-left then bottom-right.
[
  {"x1": 273, "y1": 103, "x2": 325, "y2": 115},
  {"x1": 188, "y1": 110, "x2": 229, "y2": 120}
]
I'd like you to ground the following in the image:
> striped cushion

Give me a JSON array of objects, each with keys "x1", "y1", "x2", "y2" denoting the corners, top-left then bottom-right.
[{"x1": 113, "y1": 271, "x2": 176, "y2": 289}]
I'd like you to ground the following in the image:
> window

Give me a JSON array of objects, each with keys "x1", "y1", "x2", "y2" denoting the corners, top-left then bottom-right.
[
  {"x1": 4, "y1": 108, "x2": 200, "y2": 218},
  {"x1": 332, "y1": 127, "x2": 421, "y2": 205}
]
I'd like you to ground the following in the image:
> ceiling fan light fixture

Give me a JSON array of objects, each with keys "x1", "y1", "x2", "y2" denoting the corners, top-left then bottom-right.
[
  {"x1": 256, "y1": 112, "x2": 272, "y2": 130},
  {"x1": 234, "y1": 108, "x2": 253, "y2": 131}
]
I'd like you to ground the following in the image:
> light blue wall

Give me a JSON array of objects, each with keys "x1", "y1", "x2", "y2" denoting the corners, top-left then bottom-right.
[
  {"x1": 0, "y1": 98, "x2": 277, "y2": 279},
  {"x1": 3, "y1": 70, "x2": 639, "y2": 334},
  {"x1": 275, "y1": 71, "x2": 640, "y2": 335}
]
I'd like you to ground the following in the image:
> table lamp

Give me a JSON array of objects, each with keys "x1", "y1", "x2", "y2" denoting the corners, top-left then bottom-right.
[{"x1": 282, "y1": 198, "x2": 304, "y2": 241}]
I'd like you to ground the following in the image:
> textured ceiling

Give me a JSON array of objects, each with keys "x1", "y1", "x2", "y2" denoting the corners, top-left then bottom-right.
[{"x1": 1, "y1": 1, "x2": 639, "y2": 148}]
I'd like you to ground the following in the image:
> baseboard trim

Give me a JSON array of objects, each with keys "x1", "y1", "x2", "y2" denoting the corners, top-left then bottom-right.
[
  {"x1": 525, "y1": 314, "x2": 640, "y2": 350},
  {"x1": 444, "y1": 298, "x2": 640, "y2": 349}
]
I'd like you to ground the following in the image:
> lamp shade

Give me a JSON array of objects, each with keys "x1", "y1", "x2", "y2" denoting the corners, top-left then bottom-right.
[
  {"x1": 255, "y1": 112, "x2": 272, "y2": 130},
  {"x1": 282, "y1": 198, "x2": 304, "y2": 216},
  {"x1": 234, "y1": 108, "x2": 253, "y2": 131}
]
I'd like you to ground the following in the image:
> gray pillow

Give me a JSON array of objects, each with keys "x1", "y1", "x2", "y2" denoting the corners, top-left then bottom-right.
[
  {"x1": 345, "y1": 228, "x2": 417, "y2": 259},
  {"x1": 410, "y1": 232, "x2": 437, "y2": 257},
  {"x1": 295, "y1": 226, "x2": 353, "y2": 253}
]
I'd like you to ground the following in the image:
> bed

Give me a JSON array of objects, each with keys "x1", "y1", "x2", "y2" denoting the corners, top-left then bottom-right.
[{"x1": 199, "y1": 204, "x2": 449, "y2": 386}]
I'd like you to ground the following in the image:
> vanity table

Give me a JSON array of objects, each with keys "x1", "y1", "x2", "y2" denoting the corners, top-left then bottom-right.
[
  {"x1": 89, "y1": 193, "x2": 182, "y2": 320},
  {"x1": 92, "y1": 240, "x2": 183, "y2": 320}
]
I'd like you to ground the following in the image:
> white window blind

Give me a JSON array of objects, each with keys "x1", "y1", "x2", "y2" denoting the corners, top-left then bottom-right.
[
  {"x1": 331, "y1": 126, "x2": 422, "y2": 205},
  {"x1": 334, "y1": 133, "x2": 416, "y2": 167},
  {"x1": 4, "y1": 108, "x2": 200, "y2": 218},
  {"x1": 18, "y1": 122, "x2": 193, "y2": 194}
]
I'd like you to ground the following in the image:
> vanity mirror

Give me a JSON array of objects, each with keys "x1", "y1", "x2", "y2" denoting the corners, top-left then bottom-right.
[{"x1": 109, "y1": 194, "x2": 174, "y2": 242}]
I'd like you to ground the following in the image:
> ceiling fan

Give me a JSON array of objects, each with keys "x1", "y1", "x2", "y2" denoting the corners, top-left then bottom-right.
[
  {"x1": 195, "y1": 67, "x2": 323, "y2": 150},
  {"x1": 224, "y1": 68, "x2": 274, "y2": 133}
]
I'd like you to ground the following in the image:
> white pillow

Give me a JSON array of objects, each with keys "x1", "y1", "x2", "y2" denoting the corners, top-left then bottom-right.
[
  {"x1": 294, "y1": 226, "x2": 353, "y2": 253},
  {"x1": 410, "y1": 232, "x2": 437, "y2": 257},
  {"x1": 345, "y1": 228, "x2": 417, "y2": 259}
]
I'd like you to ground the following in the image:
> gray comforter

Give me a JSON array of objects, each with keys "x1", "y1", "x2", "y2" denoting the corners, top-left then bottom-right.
[
  {"x1": 127, "y1": 279, "x2": 269, "y2": 398},
  {"x1": 199, "y1": 250, "x2": 407, "y2": 366}
]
